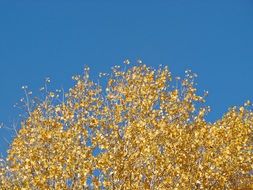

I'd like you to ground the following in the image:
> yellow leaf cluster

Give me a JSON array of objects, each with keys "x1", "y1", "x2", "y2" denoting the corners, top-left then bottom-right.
[{"x1": 0, "y1": 63, "x2": 252, "y2": 189}]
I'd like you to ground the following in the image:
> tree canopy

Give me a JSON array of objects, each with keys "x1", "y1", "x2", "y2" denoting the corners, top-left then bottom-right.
[{"x1": 0, "y1": 62, "x2": 252, "y2": 189}]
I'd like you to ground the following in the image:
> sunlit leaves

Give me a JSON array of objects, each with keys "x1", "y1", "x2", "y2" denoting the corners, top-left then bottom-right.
[{"x1": 0, "y1": 62, "x2": 252, "y2": 189}]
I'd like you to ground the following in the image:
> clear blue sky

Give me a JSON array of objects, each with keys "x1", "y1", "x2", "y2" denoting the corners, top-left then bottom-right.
[{"x1": 0, "y1": 1, "x2": 253, "y2": 156}]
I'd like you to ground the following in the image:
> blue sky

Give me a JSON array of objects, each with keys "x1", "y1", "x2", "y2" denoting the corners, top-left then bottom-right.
[{"x1": 0, "y1": 1, "x2": 253, "y2": 156}]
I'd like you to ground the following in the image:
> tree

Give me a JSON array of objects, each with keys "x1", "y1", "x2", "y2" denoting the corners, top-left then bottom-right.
[{"x1": 0, "y1": 62, "x2": 252, "y2": 189}]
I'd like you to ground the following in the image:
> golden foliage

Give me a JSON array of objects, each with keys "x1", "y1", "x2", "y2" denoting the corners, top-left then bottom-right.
[{"x1": 0, "y1": 63, "x2": 252, "y2": 189}]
